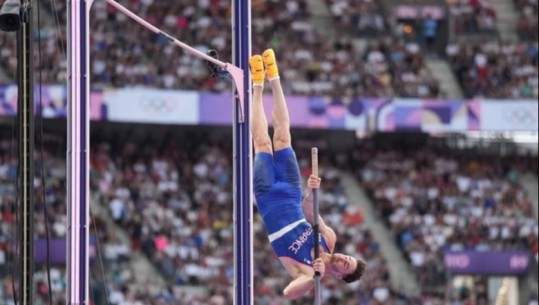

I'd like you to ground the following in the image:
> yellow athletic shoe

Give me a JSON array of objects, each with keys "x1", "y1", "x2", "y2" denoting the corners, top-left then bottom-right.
[
  {"x1": 262, "y1": 48, "x2": 279, "y2": 80},
  {"x1": 249, "y1": 55, "x2": 265, "y2": 85}
]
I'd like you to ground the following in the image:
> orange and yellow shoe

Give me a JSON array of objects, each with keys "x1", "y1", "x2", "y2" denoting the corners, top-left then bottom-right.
[
  {"x1": 249, "y1": 55, "x2": 265, "y2": 85},
  {"x1": 262, "y1": 48, "x2": 279, "y2": 80}
]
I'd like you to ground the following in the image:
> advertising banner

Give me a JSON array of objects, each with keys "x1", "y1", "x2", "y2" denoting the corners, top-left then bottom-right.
[
  {"x1": 0, "y1": 84, "x2": 17, "y2": 116},
  {"x1": 393, "y1": 5, "x2": 446, "y2": 20},
  {"x1": 391, "y1": 99, "x2": 469, "y2": 132},
  {"x1": 198, "y1": 92, "x2": 234, "y2": 126},
  {"x1": 0, "y1": 84, "x2": 105, "y2": 119},
  {"x1": 199, "y1": 93, "x2": 315, "y2": 128},
  {"x1": 479, "y1": 100, "x2": 538, "y2": 131},
  {"x1": 0, "y1": 84, "x2": 70, "y2": 118},
  {"x1": 345, "y1": 98, "x2": 392, "y2": 131},
  {"x1": 37, "y1": 85, "x2": 68, "y2": 118},
  {"x1": 34, "y1": 238, "x2": 96, "y2": 264},
  {"x1": 444, "y1": 250, "x2": 530, "y2": 275},
  {"x1": 303, "y1": 96, "x2": 343, "y2": 129},
  {"x1": 104, "y1": 88, "x2": 199, "y2": 124},
  {"x1": 1, "y1": 85, "x2": 538, "y2": 132},
  {"x1": 91, "y1": 91, "x2": 105, "y2": 120},
  {"x1": 199, "y1": 95, "x2": 391, "y2": 130}
]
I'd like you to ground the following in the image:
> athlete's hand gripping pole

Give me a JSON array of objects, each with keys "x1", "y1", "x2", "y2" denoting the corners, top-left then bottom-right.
[
  {"x1": 311, "y1": 147, "x2": 321, "y2": 305},
  {"x1": 101, "y1": 0, "x2": 245, "y2": 122}
]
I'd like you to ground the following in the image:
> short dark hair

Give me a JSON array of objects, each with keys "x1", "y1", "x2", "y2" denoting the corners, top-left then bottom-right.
[{"x1": 342, "y1": 257, "x2": 367, "y2": 284}]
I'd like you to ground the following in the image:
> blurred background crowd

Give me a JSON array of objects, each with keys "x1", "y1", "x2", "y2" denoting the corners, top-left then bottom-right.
[
  {"x1": 0, "y1": 0, "x2": 536, "y2": 99},
  {"x1": 1, "y1": 128, "x2": 537, "y2": 304}
]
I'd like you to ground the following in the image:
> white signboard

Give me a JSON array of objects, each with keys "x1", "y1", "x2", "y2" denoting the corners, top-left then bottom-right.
[
  {"x1": 104, "y1": 88, "x2": 199, "y2": 124},
  {"x1": 480, "y1": 100, "x2": 538, "y2": 131}
]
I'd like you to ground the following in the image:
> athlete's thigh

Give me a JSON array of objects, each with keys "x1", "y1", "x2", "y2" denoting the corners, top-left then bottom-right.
[
  {"x1": 273, "y1": 147, "x2": 301, "y2": 188},
  {"x1": 254, "y1": 152, "x2": 276, "y2": 198}
]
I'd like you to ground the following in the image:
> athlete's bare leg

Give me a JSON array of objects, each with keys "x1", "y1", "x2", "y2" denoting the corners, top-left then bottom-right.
[
  {"x1": 262, "y1": 49, "x2": 291, "y2": 151},
  {"x1": 249, "y1": 55, "x2": 272, "y2": 154}
]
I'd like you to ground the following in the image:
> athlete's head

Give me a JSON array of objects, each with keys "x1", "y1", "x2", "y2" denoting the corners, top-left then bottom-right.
[{"x1": 328, "y1": 253, "x2": 367, "y2": 283}]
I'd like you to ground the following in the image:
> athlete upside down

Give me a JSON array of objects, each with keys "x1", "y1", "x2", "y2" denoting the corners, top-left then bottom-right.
[{"x1": 249, "y1": 49, "x2": 367, "y2": 300}]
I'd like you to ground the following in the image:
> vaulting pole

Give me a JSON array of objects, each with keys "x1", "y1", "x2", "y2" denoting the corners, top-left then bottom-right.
[
  {"x1": 311, "y1": 147, "x2": 321, "y2": 305},
  {"x1": 67, "y1": 0, "x2": 91, "y2": 303}
]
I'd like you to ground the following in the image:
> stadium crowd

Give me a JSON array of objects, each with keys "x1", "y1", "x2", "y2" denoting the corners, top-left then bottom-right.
[
  {"x1": 1, "y1": 0, "x2": 537, "y2": 99},
  {"x1": 352, "y1": 141, "x2": 538, "y2": 303},
  {"x1": 0, "y1": 0, "x2": 443, "y2": 98},
  {"x1": 446, "y1": 40, "x2": 538, "y2": 99},
  {"x1": 515, "y1": 0, "x2": 538, "y2": 42},
  {"x1": 0, "y1": 135, "x2": 139, "y2": 305},
  {"x1": 446, "y1": 0, "x2": 498, "y2": 33},
  {"x1": 1, "y1": 131, "x2": 538, "y2": 304},
  {"x1": 324, "y1": 0, "x2": 389, "y2": 37}
]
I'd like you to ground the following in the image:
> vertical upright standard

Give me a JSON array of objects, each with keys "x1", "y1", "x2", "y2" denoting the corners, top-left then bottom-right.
[
  {"x1": 67, "y1": 0, "x2": 90, "y2": 303},
  {"x1": 232, "y1": 0, "x2": 253, "y2": 304},
  {"x1": 67, "y1": 0, "x2": 250, "y2": 303}
]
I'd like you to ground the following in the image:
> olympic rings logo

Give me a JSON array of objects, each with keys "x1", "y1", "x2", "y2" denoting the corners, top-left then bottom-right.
[
  {"x1": 138, "y1": 95, "x2": 177, "y2": 114},
  {"x1": 502, "y1": 106, "x2": 538, "y2": 126}
]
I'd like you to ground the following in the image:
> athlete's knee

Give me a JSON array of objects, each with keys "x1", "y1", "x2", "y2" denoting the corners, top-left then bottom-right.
[
  {"x1": 253, "y1": 134, "x2": 272, "y2": 149},
  {"x1": 273, "y1": 127, "x2": 291, "y2": 148}
]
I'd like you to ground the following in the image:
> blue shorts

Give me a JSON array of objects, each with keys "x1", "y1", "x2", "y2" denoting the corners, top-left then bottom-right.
[{"x1": 254, "y1": 147, "x2": 303, "y2": 235}]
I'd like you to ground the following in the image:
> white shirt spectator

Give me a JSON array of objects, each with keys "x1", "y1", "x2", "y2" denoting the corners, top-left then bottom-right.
[
  {"x1": 109, "y1": 197, "x2": 125, "y2": 221},
  {"x1": 475, "y1": 53, "x2": 488, "y2": 67},
  {"x1": 373, "y1": 286, "x2": 390, "y2": 301}
]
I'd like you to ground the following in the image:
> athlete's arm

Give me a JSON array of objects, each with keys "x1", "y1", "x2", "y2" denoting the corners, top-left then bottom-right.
[
  {"x1": 302, "y1": 175, "x2": 337, "y2": 248},
  {"x1": 283, "y1": 273, "x2": 315, "y2": 300},
  {"x1": 283, "y1": 258, "x2": 325, "y2": 300}
]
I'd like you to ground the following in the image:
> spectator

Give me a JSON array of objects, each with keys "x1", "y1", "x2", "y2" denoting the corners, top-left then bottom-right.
[{"x1": 422, "y1": 14, "x2": 439, "y2": 55}]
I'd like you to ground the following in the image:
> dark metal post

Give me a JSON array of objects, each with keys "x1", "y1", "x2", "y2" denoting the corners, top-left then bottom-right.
[{"x1": 17, "y1": 3, "x2": 34, "y2": 305}]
